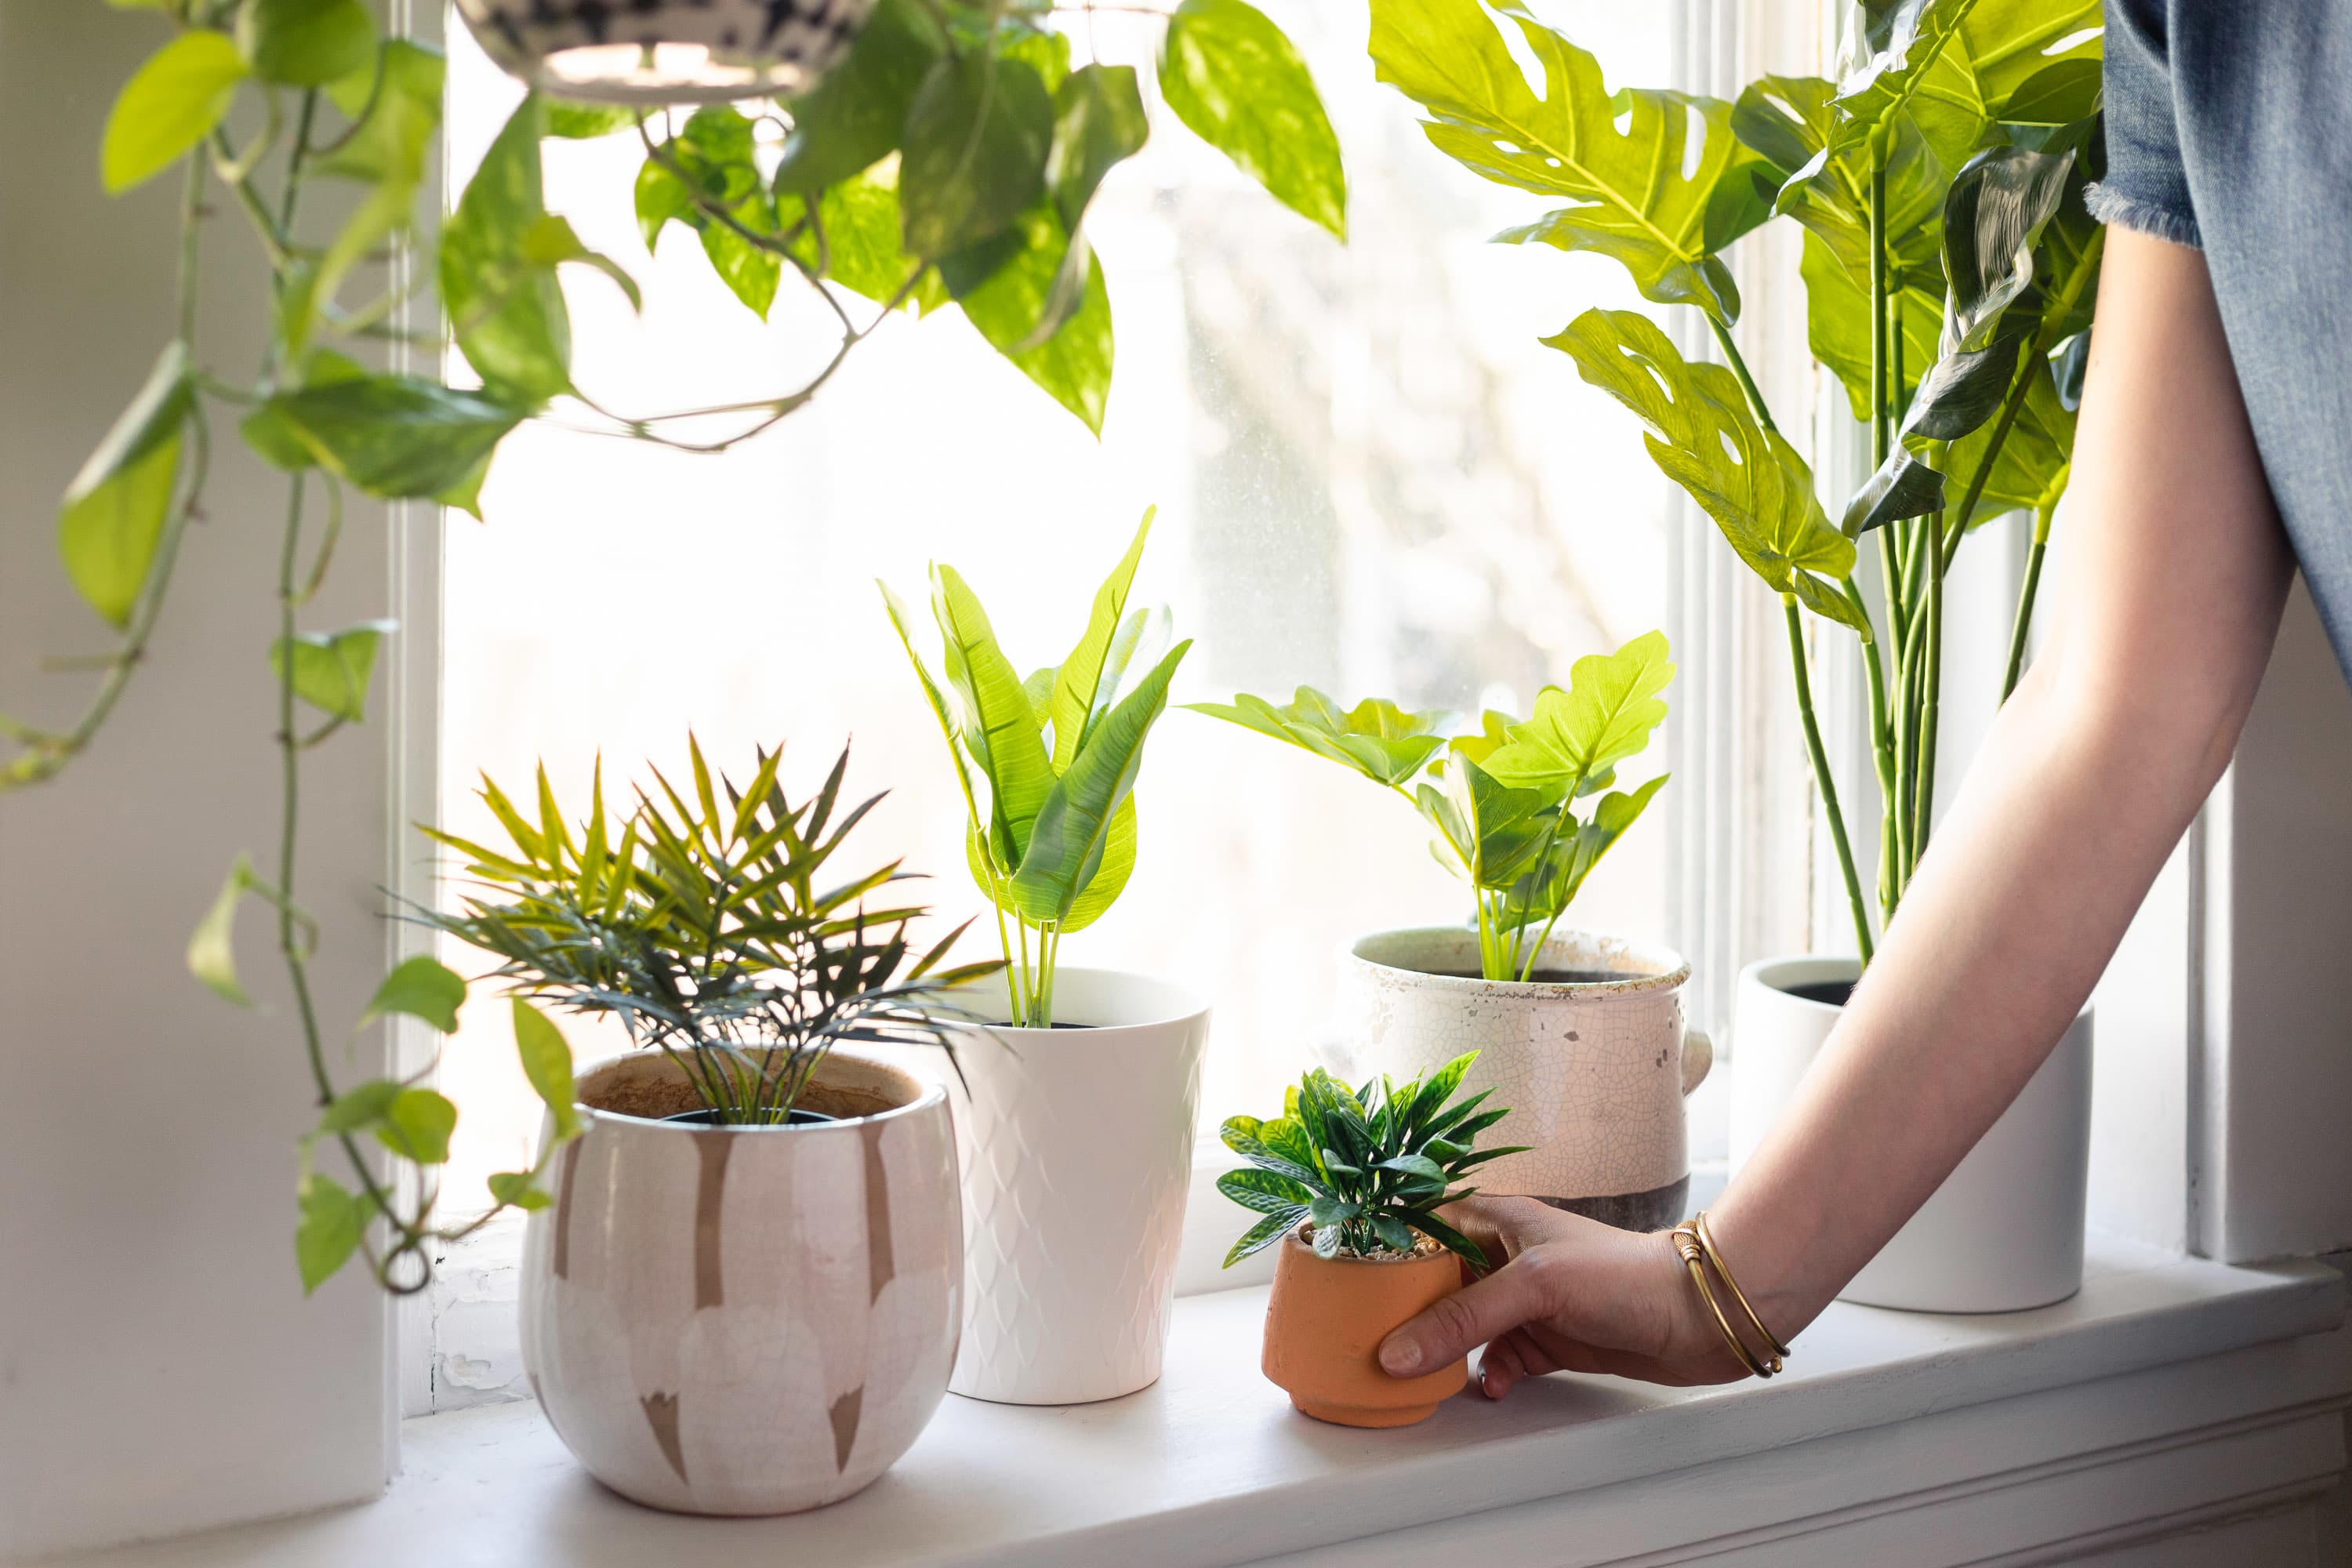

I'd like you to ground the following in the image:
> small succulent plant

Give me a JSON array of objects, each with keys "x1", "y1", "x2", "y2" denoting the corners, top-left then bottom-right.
[{"x1": 1218, "y1": 1052, "x2": 1526, "y2": 1269}]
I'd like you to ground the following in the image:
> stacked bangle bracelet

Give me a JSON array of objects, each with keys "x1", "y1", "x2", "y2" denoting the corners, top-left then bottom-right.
[{"x1": 1669, "y1": 1210, "x2": 1791, "y2": 1379}]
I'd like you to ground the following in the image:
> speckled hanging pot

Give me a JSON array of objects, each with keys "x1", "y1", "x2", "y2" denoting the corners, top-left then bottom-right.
[
  {"x1": 519, "y1": 1047, "x2": 960, "y2": 1515},
  {"x1": 454, "y1": 0, "x2": 879, "y2": 105},
  {"x1": 1328, "y1": 927, "x2": 1711, "y2": 1232}
]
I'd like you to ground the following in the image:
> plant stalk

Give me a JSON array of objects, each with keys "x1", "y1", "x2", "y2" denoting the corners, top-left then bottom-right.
[
  {"x1": 2002, "y1": 501, "x2": 2056, "y2": 700},
  {"x1": 1784, "y1": 599, "x2": 1875, "y2": 964}
]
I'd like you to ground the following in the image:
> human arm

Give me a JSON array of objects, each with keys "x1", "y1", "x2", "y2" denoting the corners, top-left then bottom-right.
[{"x1": 1379, "y1": 230, "x2": 2298, "y2": 1395}]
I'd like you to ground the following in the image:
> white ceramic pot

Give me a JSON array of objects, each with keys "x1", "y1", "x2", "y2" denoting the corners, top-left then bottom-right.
[
  {"x1": 455, "y1": 0, "x2": 877, "y2": 103},
  {"x1": 1329, "y1": 928, "x2": 1711, "y2": 1232},
  {"x1": 519, "y1": 1048, "x2": 960, "y2": 1515},
  {"x1": 946, "y1": 967, "x2": 1210, "y2": 1405},
  {"x1": 1730, "y1": 955, "x2": 2093, "y2": 1312}
]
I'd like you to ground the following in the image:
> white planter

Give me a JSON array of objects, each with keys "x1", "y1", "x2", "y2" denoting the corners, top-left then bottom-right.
[
  {"x1": 946, "y1": 967, "x2": 1210, "y2": 1405},
  {"x1": 1730, "y1": 955, "x2": 2093, "y2": 1312},
  {"x1": 519, "y1": 1048, "x2": 960, "y2": 1515},
  {"x1": 1330, "y1": 928, "x2": 1712, "y2": 1232}
]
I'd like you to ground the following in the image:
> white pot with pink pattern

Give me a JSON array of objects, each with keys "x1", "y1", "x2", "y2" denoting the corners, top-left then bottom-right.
[
  {"x1": 1327, "y1": 927, "x2": 1711, "y2": 1232},
  {"x1": 519, "y1": 1047, "x2": 961, "y2": 1516}
]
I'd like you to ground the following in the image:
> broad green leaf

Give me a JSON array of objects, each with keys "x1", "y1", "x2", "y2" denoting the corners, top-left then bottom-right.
[
  {"x1": 931, "y1": 565, "x2": 1056, "y2": 869},
  {"x1": 1849, "y1": 0, "x2": 2104, "y2": 165},
  {"x1": 950, "y1": 202, "x2": 1114, "y2": 432},
  {"x1": 1161, "y1": 0, "x2": 1345, "y2": 240},
  {"x1": 443, "y1": 96, "x2": 571, "y2": 402},
  {"x1": 1093, "y1": 605, "x2": 1171, "y2": 735},
  {"x1": 1021, "y1": 665, "x2": 1058, "y2": 728},
  {"x1": 58, "y1": 343, "x2": 191, "y2": 629},
  {"x1": 1947, "y1": 356, "x2": 2073, "y2": 524},
  {"x1": 1544, "y1": 308, "x2": 1856, "y2": 599},
  {"x1": 317, "y1": 1078, "x2": 401, "y2": 1135},
  {"x1": 1219, "y1": 1116, "x2": 1323, "y2": 1187},
  {"x1": 772, "y1": 0, "x2": 945, "y2": 194},
  {"x1": 634, "y1": 158, "x2": 695, "y2": 252},
  {"x1": 1370, "y1": 0, "x2": 1760, "y2": 324},
  {"x1": 270, "y1": 618, "x2": 394, "y2": 723},
  {"x1": 1557, "y1": 771, "x2": 1669, "y2": 908},
  {"x1": 997, "y1": 20, "x2": 1072, "y2": 93},
  {"x1": 1481, "y1": 630, "x2": 1674, "y2": 792},
  {"x1": 1053, "y1": 795, "x2": 1135, "y2": 933},
  {"x1": 995, "y1": 240, "x2": 1112, "y2": 434},
  {"x1": 1828, "y1": 0, "x2": 1976, "y2": 160},
  {"x1": 362, "y1": 954, "x2": 466, "y2": 1033},
  {"x1": 879, "y1": 578, "x2": 980, "y2": 812},
  {"x1": 1049, "y1": 64, "x2": 1149, "y2": 233},
  {"x1": 377, "y1": 1087, "x2": 456, "y2": 1164},
  {"x1": 103, "y1": 30, "x2": 249, "y2": 194},
  {"x1": 1188, "y1": 687, "x2": 1450, "y2": 787},
  {"x1": 670, "y1": 107, "x2": 781, "y2": 318},
  {"x1": 543, "y1": 99, "x2": 637, "y2": 138},
  {"x1": 187, "y1": 853, "x2": 254, "y2": 1006},
  {"x1": 261, "y1": 375, "x2": 525, "y2": 501},
  {"x1": 1218, "y1": 1166, "x2": 1316, "y2": 1213},
  {"x1": 1307, "y1": 1196, "x2": 1360, "y2": 1231},
  {"x1": 1009, "y1": 642, "x2": 1190, "y2": 924},
  {"x1": 1799, "y1": 227, "x2": 1944, "y2": 425},
  {"x1": 1444, "y1": 754, "x2": 1554, "y2": 892},
  {"x1": 1370, "y1": 1214, "x2": 1418, "y2": 1254},
  {"x1": 1224, "y1": 1206, "x2": 1306, "y2": 1266},
  {"x1": 237, "y1": 0, "x2": 373, "y2": 88},
  {"x1": 1406, "y1": 1052, "x2": 1478, "y2": 1130},
  {"x1": 487, "y1": 1170, "x2": 554, "y2": 1211},
  {"x1": 295, "y1": 1171, "x2": 365, "y2": 1294},
  {"x1": 782, "y1": 167, "x2": 944, "y2": 311},
  {"x1": 899, "y1": 53, "x2": 1053, "y2": 257},
  {"x1": 510, "y1": 999, "x2": 579, "y2": 1139},
  {"x1": 521, "y1": 213, "x2": 642, "y2": 313},
  {"x1": 303, "y1": 41, "x2": 444, "y2": 338},
  {"x1": 1049, "y1": 507, "x2": 1154, "y2": 771}
]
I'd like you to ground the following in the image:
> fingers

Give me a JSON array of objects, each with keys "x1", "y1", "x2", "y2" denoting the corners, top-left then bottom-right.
[
  {"x1": 1379, "y1": 1245, "x2": 1563, "y2": 1377},
  {"x1": 1438, "y1": 1195, "x2": 1566, "y2": 1263}
]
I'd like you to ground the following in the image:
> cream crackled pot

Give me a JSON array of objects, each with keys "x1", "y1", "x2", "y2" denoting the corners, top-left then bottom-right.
[
  {"x1": 519, "y1": 1048, "x2": 960, "y2": 1515},
  {"x1": 1330, "y1": 928, "x2": 1711, "y2": 1230}
]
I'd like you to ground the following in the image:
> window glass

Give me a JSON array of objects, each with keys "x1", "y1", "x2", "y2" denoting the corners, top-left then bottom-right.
[{"x1": 438, "y1": 3, "x2": 1679, "y2": 1210}]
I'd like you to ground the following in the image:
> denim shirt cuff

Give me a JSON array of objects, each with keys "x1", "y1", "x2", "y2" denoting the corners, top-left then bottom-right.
[{"x1": 2084, "y1": 181, "x2": 2204, "y2": 249}]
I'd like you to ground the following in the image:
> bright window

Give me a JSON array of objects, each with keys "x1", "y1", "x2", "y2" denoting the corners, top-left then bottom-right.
[{"x1": 436, "y1": 3, "x2": 1684, "y2": 1217}]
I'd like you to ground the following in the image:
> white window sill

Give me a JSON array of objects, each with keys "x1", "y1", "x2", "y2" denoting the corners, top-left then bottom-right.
[{"x1": 52, "y1": 1238, "x2": 2350, "y2": 1568}]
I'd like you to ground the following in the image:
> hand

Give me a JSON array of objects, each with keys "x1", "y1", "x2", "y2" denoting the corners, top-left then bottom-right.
[{"x1": 1377, "y1": 1198, "x2": 1755, "y2": 1398}]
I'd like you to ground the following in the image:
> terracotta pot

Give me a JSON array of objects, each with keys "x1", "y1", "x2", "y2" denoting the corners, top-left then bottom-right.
[
  {"x1": 519, "y1": 1047, "x2": 960, "y2": 1515},
  {"x1": 1330, "y1": 927, "x2": 1711, "y2": 1230},
  {"x1": 1260, "y1": 1230, "x2": 1467, "y2": 1428}
]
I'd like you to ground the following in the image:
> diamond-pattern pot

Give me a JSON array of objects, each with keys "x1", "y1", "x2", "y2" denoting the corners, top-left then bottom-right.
[
  {"x1": 455, "y1": 0, "x2": 877, "y2": 104},
  {"x1": 1330, "y1": 927, "x2": 1711, "y2": 1232},
  {"x1": 519, "y1": 1048, "x2": 960, "y2": 1515},
  {"x1": 946, "y1": 968, "x2": 1210, "y2": 1405}
]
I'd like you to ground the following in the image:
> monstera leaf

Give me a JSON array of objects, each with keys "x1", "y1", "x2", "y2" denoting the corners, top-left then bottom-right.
[
  {"x1": 1947, "y1": 356, "x2": 2074, "y2": 527},
  {"x1": 1479, "y1": 631, "x2": 1674, "y2": 793},
  {"x1": 1187, "y1": 688, "x2": 1452, "y2": 787},
  {"x1": 1369, "y1": 0, "x2": 1771, "y2": 325},
  {"x1": 1545, "y1": 309, "x2": 1864, "y2": 630},
  {"x1": 1830, "y1": 0, "x2": 2104, "y2": 168}
]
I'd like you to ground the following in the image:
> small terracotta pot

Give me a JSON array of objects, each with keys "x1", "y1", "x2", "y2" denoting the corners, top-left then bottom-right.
[{"x1": 1260, "y1": 1231, "x2": 1467, "y2": 1428}]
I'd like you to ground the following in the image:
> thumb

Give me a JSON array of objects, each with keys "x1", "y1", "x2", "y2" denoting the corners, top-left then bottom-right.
[{"x1": 1379, "y1": 1252, "x2": 1558, "y2": 1377}]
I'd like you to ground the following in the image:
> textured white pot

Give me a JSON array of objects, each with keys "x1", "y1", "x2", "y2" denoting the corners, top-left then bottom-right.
[
  {"x1": 1330, "y1": 928, "x2": 1711, "y2": 1231},
  {"x1": 946, "y1": 967, "x2": 1210, "y2": 1405},
  {"x1": 1730, "y1": 955, "x2": 2093, "y2": 1312},
  {"x1": 518, "y1": 1049, "x2": 960, "y2": 1515}
]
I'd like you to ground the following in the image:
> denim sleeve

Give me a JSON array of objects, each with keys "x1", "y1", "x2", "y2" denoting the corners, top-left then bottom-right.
[{"x1": 2085, "y1": 0, "x2": 2202, "y2": 247}]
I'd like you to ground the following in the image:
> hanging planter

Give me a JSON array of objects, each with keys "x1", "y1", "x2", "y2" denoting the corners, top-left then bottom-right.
[{"x1": 454, "y1": 0, "x2": 878, "y2": 104}]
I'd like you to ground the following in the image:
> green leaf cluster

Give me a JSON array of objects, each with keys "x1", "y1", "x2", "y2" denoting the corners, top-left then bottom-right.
[
  {"x1": 884, "y1": 510, "x2": 1187, "y2": 1026},
  {"x1": 1192, "y1": 630, "x2": 1673, "y2": 982},
  {"x1": 414, "y1": 737, "x2": 1000, "y2": 1124},
  {"x1": 1218, "y1": 1052, "x2": 1528, "y2": 1268}
]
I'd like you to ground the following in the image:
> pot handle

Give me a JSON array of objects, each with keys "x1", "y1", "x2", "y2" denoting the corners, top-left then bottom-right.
[{"x1": 1681, "y1": 1028, "x2": 1713, "y2": 1097}]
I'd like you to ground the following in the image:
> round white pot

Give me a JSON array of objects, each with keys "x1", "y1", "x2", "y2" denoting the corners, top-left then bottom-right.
[
  {"x1": 1330, "y1": 928, "x2": 1712, "y2": 1231},
  {"x1": 946, "y1": 967, "x2": 1210, "y2": 1405},
  {"x1": 519, "y1": 1048, "x2": 961, "y2": 1515},
  {"x1": 1730, "y1": 955, "x2": 2093, "y2": 1312}
]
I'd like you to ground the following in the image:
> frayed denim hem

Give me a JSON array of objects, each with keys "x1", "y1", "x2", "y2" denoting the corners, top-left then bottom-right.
[{"x1": 2084, "y1": 183, "x2": 2203, "y2": 249}]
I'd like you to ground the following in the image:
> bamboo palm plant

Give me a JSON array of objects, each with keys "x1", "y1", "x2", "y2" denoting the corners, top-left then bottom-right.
[{"x1": 1369, "y1": 0, "x2": 2103, "y2": 964}]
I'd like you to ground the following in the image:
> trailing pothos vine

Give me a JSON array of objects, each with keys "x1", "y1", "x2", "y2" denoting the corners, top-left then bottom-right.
[{"x1": 5, "y1": 0, "x2": 1342, "y2": 1294}]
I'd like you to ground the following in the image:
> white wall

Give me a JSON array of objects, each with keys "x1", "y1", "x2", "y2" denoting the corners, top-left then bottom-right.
[{"x1": 0, "y1": 5, "x2": 408, "y2": 1555}]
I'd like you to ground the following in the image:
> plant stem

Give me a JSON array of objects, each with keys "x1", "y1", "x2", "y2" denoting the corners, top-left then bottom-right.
[
  {"x1": 1913, "y1": 506, "x2": 1944, "y2": 874},
  {"x1": 2002, "y1": 501, "x2": 2056, "y2": 701},
  {"x1": 1707, "y1": 316, "x2": 1777, "y2": 437},
  {"x1": 1784, "y1": 599, "x2": 1875, "y2": 964}
]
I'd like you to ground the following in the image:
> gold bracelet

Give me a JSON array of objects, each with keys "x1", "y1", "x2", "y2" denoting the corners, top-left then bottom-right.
[
  {"x1": 1693, "y1": 1210, "x2": 1791, "y2": 1363},
  {"x1": 1669, "y1": 1221, "x2": 1776, "y2": 1378}
]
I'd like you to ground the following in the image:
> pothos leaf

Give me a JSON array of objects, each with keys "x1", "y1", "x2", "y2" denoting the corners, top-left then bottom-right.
[{"x1": 1160, "y1": 0, "x2": 1345, "y2": 240}]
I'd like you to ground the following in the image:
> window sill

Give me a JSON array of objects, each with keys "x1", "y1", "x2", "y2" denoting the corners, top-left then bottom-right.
[{"x1": 53, "y1": 1238, "x2": 2350, "y2": 1568}]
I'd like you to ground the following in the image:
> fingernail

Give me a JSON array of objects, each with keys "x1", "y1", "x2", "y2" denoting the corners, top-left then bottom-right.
[{"x1": 1379, "y1": 1334, "x2": 1423, "y2": 1375}]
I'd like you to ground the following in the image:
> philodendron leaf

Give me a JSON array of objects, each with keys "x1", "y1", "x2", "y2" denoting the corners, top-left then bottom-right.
[
  {"x1": 510, "y1": 998, "x2": 580, "y2": 1139},
  {"x1": 1188, "y1": 688, "x2": 1451, "y2": 787},
  {"x1": 1481, "y1": 630, "x2": 1674, "y2": 792},
  {"x1": 1009, "y1": 642, "x2": 1191, "y2": 924},
  {"x1": 1547, "y1": 308, "x2": 1860, "y2": 628},
  {"x1": 1050, "y1": 507, "x2": 1154, "y2": 771},
  {"x1": 931, "y1": 564, "x2": 1055, "y2": 872},
  {"x1": 260, "y1": 374, "x2": 526, "y2": 501},
  {"x1": 1370, "y1": 0, "x2": 1765, "y2": 325},
  {"x1": 441, "y1": 96, "x2": 572, "y2": 403},
  {"x1": 377, "y1": 1087, "x2": 458, "y2": 1164},
  {"x1": 58, "y1": 342, "x2": 191, "y2": 629},
  {"x1": 781, "y1": 167, "x2": 944, "y2": 312},
  {"x1": 1160, "y1": 0, "x2": 1345, "y2": 240},
  {"x1": 521, "y1": 214, "x2": 642, "y2": 313},
  {"x1": 1218, "y1": 1166, "x2": 1316, "y2": 1213},
  {"x1": 899, "y1": 52, "x2": 1054, "y2": 257},
  {"x1": 296, "y1": 1171, "x2": 365, "y2": 1294},
  {"x1": 486, "y1": 1170, "x2": 554, "y2": 1211},
  {"x1": 188, "y1": 852, "x2": 255, "y2": 1005},
  {"x1": 103, "y1": 29, "x2": 249, "y2": 194},
  {"x1": 361, "y1": 954, "x2": 466, "y2": 1033},
  {"x1": 237, "y1": 0, "x2": 375, "y2": 88},
  {"x1": 771, "y1": 0, "x2": 945, "y2": 194},
  {"x1": 270, "y1": 619, "x2": 394, "y2": 724},
  {"x1": 1048, "y1": 63, "x2": 1149, "y2": 234},
  {"x1": 1554, "y1": 771, "x2": 1670, "y2": 909},
  {"x1": 543, "y1": 99, "x2": 636, "y2": 139},
  {"x1": 675, "y1": 107, "x2": 783, "y2": 319},
  {"x1": 951, "y1": 202, "x2": 1116, "y2": 434}
]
